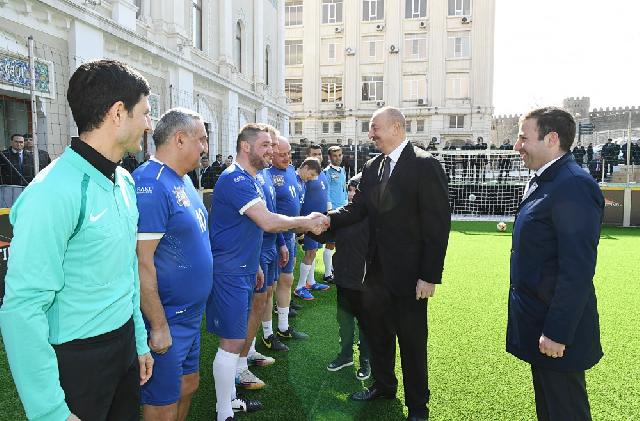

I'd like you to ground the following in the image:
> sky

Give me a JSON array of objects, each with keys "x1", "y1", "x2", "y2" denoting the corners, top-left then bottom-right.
[{"x1": 493, "y1": 0, "x2": 640, "y2": 116}]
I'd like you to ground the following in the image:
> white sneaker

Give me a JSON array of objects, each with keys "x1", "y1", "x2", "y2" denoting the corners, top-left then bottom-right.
[
  {"x1": 248, "y1": 351, "x2": 275, "y2": 367},
  {"x1": 235, "y1": 369, "x2": 266, "y2": 390}
]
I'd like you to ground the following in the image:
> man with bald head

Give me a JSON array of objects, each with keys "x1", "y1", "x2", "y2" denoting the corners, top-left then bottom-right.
[{"x1": 328, "y1": 107, "x2": 451, "y2": 421}]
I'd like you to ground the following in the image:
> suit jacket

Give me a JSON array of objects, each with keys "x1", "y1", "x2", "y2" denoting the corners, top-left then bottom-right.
[
  {"x1": 329, "y1": 142, "x2": 450, "y2": 296},
  {"x1": 1, "y1": 149, "x2": 34, "y2": 186},
  {"x1": 507, "y1": 153, "x2": 603, "y2": 371}
]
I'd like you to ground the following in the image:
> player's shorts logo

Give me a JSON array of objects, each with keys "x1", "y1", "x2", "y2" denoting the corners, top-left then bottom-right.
[
  {"x1": 272, "y1": 175, "x2": 285, "y2": 187},
  {"x1": 173, "y1": 186, "x2": 191, "y2": 207}
]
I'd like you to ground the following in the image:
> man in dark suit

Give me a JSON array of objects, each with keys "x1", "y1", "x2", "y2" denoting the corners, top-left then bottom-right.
[
  {"x1": 1, "y1": 134, "x2": 34, "y2": 186},
  {"x1": 509, "y1": 107, "x2": 603, "y2": 421},
  {"x1": 328, "y1": 107, "x2": 450, "y2": 421},
  {"x1": 23, "y1": 134, "x2": 51, "y2": 169}
]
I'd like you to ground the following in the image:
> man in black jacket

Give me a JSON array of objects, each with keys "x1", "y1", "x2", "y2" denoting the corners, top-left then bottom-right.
[
  {"x1": 328, "y1": 107, "x2": 450, "y2": 421},
  {"x1": 1, "y1": 134, "x2": 34, "y2": 186}
]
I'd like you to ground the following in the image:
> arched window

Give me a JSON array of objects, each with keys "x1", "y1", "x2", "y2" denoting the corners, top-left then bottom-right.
[
  {"x1": 234, "y1": 22, "x2": 242, "y2": 72},
  {"x1": 264, "y1": 46, "x2": 270, "y2": 86}
]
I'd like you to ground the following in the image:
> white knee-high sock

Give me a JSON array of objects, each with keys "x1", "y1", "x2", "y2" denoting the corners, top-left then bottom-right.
[
  {"x1": 277, "y1": 306, "x2": 289, "y2": 331},
  {"x1": 306, "y1": 261, "x2": 316, "y2": 286},
  {"x1": 298, "y1": 263, "x2": 312, "y2": 289},
  {"x1": 213, "y1": 348, "x2": 239, "y2": 421},
  {"x1": 323, "y1": 248, "x2": 333, "y2": 277},
  {"x1": 249, "y1": 337, "x2": 256, "y2": 355},
  {"x1": 262, "y1": 320, "x2": 273, "y2": 338}
]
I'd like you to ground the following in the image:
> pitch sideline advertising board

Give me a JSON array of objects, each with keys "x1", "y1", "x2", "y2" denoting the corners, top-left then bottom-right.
[{"x1": 600, "y1": 186, "x2": 640, "y2": 226}]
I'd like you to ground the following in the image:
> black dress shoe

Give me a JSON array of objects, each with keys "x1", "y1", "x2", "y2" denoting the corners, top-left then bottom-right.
[{"x1": 349, "y1": 386, "x2": 396, "y2": 401}]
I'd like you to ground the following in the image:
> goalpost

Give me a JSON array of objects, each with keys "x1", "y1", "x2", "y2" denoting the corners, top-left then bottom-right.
[{"x1": 433, "y1": 149, "x2": 529, "y2": 221}]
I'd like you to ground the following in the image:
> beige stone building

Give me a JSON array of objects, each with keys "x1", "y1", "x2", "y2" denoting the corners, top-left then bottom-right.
[
  {"x1": 0, "y1": 0, "x2": 289, "y2": 160},
  {"x1": 284, "y1": 0, "x2": 495, "y2": 150}
]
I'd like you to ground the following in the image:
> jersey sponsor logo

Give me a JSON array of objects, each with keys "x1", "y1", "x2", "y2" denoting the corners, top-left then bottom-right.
[
  {"x1": 136, "y1": 186, "x2": 153, "y2": 194},
  {"x1": 195, "y1": 207, "x2": 207, "y2": 232},
  {"x1": 272, "y1": 174, "x2": 285, "y2": 187},
  {"x1": 89, "y1": 209, "x2": 107, "y2": 222},
  {"x1": 173, "y1": 186, "x2": 191, "y2": 207},
  {"x1": 234, "y1": 175, "x2": 246, "y2": 183}
]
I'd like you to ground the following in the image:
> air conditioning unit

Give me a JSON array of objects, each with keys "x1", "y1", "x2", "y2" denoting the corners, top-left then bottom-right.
[
  {"x1": 335, "y1": 26, "x2": 343, "y2": 33},
  {"x1": 376, "y1": 100, "x2": 385, "y2": 107},
  {"x1": 461, "y1": 16, "x2": 472, "y2": 24},
  {"x1": 375, "y1": 23, "x2": 385, "y2": 31},
  {"x1": 419, "y1": 21, "x2": 427, "y2": 29},
  {"x1": 345, "y1": 47, "x2": 355, "y2": 55},
  {"x1": 389, "y1": 44, "x2": 399, "y2": 53},
  {"x1": 335, "y1": 102, "x2": 344, "y2": 109},
  {"x1": 417, "y1": 98, "x2": 426, "y2": 106}
]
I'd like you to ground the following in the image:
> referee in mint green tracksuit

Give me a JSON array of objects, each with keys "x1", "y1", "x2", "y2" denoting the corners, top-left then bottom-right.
[{"x1": 0, "y1": 60, "x2": 153, "y2": 421}]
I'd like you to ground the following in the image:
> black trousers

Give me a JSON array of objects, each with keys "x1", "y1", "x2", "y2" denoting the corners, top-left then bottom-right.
[
  {"x1": 53, "y1": 318, "x2": 140, "y2": 421},
  {"x1": 360, "y1": 258, "x2": 429, "y2": 418},
  {"x1": 336, "y1": 285, "x2": 369, "y2": 363},
  {"x1": 531, "y1": 366, "x2": 592, "y2": 421}
]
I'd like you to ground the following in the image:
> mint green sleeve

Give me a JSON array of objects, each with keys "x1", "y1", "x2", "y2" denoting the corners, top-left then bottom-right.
[
  {"x1": 0, "y1": 185, "x2": 74, "y2": 421},
  {"x1": 132, "y1": 255, "x2": 150, "y2": 355}
]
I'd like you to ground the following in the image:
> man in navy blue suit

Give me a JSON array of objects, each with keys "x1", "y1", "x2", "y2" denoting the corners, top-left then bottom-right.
[{"x1": 508, "y1": 107, "x2": 603, "y2": 421}]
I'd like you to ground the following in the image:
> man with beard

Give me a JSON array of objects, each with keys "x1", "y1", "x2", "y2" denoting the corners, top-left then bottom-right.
[
  {"x1": 133, "y1": 108, "x2": 211, "y2": 421},
  {"x1": 322, "y1": 146, "x2": 348, "y2": 284},
  {"x1": 207, "y1": 124, "x2": 327, "y2": 420},
  {"x1": 0, "y1": 59, "x2": 154, "y2": 421}
]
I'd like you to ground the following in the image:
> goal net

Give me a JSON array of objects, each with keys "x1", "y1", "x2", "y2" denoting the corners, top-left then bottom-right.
[{"x1": 433, "y1": 150, "x2": 529, "y2": 221}]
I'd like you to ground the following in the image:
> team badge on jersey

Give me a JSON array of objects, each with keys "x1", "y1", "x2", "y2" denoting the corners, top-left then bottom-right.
[
  {"x1": 173, "y1": 186, "x2": 191, "y2": 207},
  {"x1": 272, "y1": 174, "x2": 285, "y2": 187}
]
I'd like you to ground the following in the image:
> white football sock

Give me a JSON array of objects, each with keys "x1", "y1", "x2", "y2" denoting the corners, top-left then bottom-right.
[
  {"x1": 306, "y1": 261, "x2": 316, "y2": 286},
  {"x1": 323, "y1": 248, "x2": 333, "y2": 277},
  {"x1": 213, "y1": 348, "x2": 239, "y2": 421},
  {"x1": 262, "y1": 320, "x2": 273, "y2": 338},
  {"x1": 277, "y1": 306, "x2": 289, "y2": 331},
  {"x1": 248, "y1": 338, "x2": 256, "y2": 356},
  {"x1": 236, "y1": 356, "x2": 248, "y2": 374},
  {"x1": 298, "y1": 263, "x2": 312, "y2": 289}
]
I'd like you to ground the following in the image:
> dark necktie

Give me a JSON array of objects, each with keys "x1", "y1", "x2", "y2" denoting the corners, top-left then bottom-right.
[
  {"x1": 18, "y1": 152, "x2": 23, "y2": 172},
  {"x1": 521, "y1": 174, "x2": 538, "y2": 202},
  {"x1": 379, "y1": 156, "x2": 391, "y2": 200}
]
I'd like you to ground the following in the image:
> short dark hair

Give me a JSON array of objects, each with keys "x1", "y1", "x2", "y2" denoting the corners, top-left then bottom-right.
[
  {"x1": 348, "y1": 173, "x2": 362, "y2": 189},
  {"x1": 10, "y1": 134, "x2": 24, "y2": 142},
  {"x1": 327, "y1": 145, "x2": 342, "y2": 156},
  {"x1": 216, "y1": 154, "x2": 222, "y2": 159},
  {"x1": 522, "y1": 107, "x2": 576, "y2": 152},
  {"x1": 22, "y1": 133, "x2": 32, "y2": 140},
  {"x1": 236, "y1": 123, "x2": 270, "y2": 153},
  {"x1": 67, "y1": 59, "x2": 150, "y2": 135},
  {"x1": 307, "y1": 143, "x2": 322, "y2": 153},
  {"x1": 299, "y1": 157, "x2": 321, "y2": 174}
]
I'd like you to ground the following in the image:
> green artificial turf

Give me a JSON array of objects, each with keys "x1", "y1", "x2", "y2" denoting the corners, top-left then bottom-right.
[{"x1": 1, "y1": 221, "x2": 639, "y2": 420}]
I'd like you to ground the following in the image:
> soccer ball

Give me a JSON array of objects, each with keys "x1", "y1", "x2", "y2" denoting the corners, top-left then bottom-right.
[
  {"x1": 497, "y1": 221, "x2": 507, "y2": 232},
  {"x1": 468, "y1": 194, "x2": 477, "y2": 202}
]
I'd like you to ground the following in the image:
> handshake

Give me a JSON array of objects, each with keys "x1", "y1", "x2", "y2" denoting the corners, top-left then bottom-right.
[{"x1": 299, "y1": 212, "x2": 330, "y2": 235}]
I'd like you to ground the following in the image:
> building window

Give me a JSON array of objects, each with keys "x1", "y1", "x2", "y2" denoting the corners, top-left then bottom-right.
[
  {"x1": 448, "y1": 0, "x2": 471, "y2": 16},
  {"x1": 403, "y1": 77, "x2": 427, "y2": 101},
  {"x1": 404, "y1": 34, "x2": 427, "y2": 59},
  {"x1": 264, "y1": 47, "x2": 270, "y2": 85},
  {"x1": 322, "y1": 122, "x2": 330, "y2": 134},
  {"x1": 285, "y1": 79, "x2": 303, "y2": 103},
  {"x1": 285, "y1": 1, "x2": 303, "y2": 26},
  {"x1": 363, "y1": 38, "x2": 383, "y2": 60},
  {"x1": 291, "y1": 121, "x2": 303, "y2": 135},
  {"x1": 361, "y1": 121, "x2": 370, "y2": 132},
  {"x1": 234, "y1": 22, "x2": 242, "y2": 72},
  {"x1": 405, "y1": 0, "x2": 427, "y2": 18},
  {"x1": 406, "y1": 120, "x2": 412, "y2": 133},
  {"x1": 363, "y1": 0, "x2": 384, "y2": 21},
  {"x1": 322, "y1": 0, "x2": 343, "y2": 24},
  {"x1": 449, "y1": 115, "x2": 465, "y2": 128},
  {"x1": 362, "y1": 76, "x2": 383, "y2": 101},
  {"x1": 321, "y1": 77, "x2": 343, "y2": 102},
  {"x1": 447, "y1": 31, "x2": 470, "y2": 58},
  {"x1": 417, "y1": 120, "x2": 425, "y2": 132},
  {"x1": 446, "y1": 74, "x2": 470, "y2": 98},
  {"x1": 328, "y1": 42, "x2": 337, "y2": 60},
  {"x1": 334, "y1": 121, "x2": 342, "y2": 133},
  {"x1": 192, "y1": 0, "x2": 203, "y2": 50},
  {"x1": 135, "y1": 0, "x2": 142, "y2": 19},
  {"x1": 285, "y1": 40, "x2": 303, "y2": 65}
]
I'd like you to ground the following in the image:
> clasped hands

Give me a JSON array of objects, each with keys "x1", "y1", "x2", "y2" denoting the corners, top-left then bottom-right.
[{"x1": 301, "y1": 212, "x2": 330, "y2": 235}]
